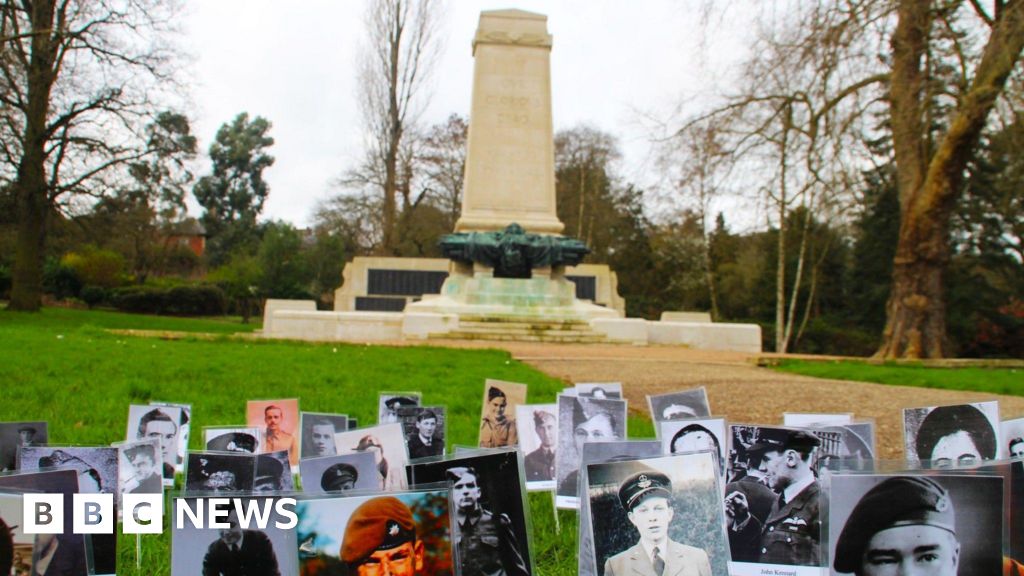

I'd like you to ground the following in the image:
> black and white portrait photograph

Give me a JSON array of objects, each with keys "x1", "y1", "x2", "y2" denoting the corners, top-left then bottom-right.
[
  {"x1": 407, "y1": 448, "x2": 532, "y2": 576},
  {"x1": 809, "y1": 421, "x2": 876, "y2": 471},
  {"x1": 659, "y1": 418, "x2": 727, "y2": 475},
  {"x1": 646, "y1": 388, "x2": 711, "y2": 436},
  {"x1": 255, "y1": 450, "x2": 294, "y2": 493},
  {"x1": 299, "y1": 412, "x2": 349, "y2": 458},
  {"x1": 0, "y1": 469, "x2": 91, "y2": 576},
  {"x1": 556, "y1": 394, "x2": 628, "y2": 508},
  {"x1": 204, "y1": 426, "x2": 261, "y2": 453},
  {"x1": 151, "y1": 401, "x2": 191, "y2": 472},
  {"x1": 577, "y1": 441, "x2": 663, "y2": 576},
  {"x1": 783, "y1": 412, "x2": 853, "y2": 427},
  {"x1": 0, "y1": 491, "x2": 36, "y2": 576},
  {"x1": 299, "y1": 452, "x2": 379, "y2": 494},
  {"x1": 126, "y1": 403, "x2": 182, "y2": 485},
  {"x1": 295, "y1": 489, "x2": 454, "y2": 576},
  {"x1": 1003, "y1": 416, "x2": 1024, "y2": 459},
  {"x1": 576, "y1": 382, "x2": 623, "y2": 399},
  {"x1": 378, "y1": 392, "x2": 421, "y2": 424},
  {"x1": 19, "y1": 446, "x2": 119, "y2": 495},
  {"x1": 725, "y1": 425, "x2": 824, "y2": 571},
  {"x1": 978, "y1": 460, "x2": 1024, "y2": 568},
  {"x1": 116, "y1": 439, "x2": 163, "y2": 497},
  {"x1": 516, "y1": 403, "x2": 557, "y2": 489},
  {"x1": 185, "y1": 452, "x2": 255, "y2": 493},
  {"x1": 172, "y1": 496, "x2": 298, "y2": 576},
  {"x1": 585, "y1": 452, "x2": 729, "y2": 576},
  {"x1": 828, "y1": 473, "x2": 1004, "y2": 576},
  {"x1": 479, "y1": 379, "x2": 527, "y2": 449},
  {"x1": 398, "y1": 405, "x2": 446, "y2": 461},
  {"x1": 0, "y1": 421, "x2": 47, "y2": 472},
  {"x1": 334, "y1": 423, "x2": 409, "y2": 491},
  {"x1": 903, "y1": 401, "x2": 1001, "y2": 467}
]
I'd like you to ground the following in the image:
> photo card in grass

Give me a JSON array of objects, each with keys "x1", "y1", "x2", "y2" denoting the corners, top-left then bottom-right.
[
  {"x1": 126, "y1": 403, "x2": 182, "y2": 485},
  {"x1": 1001, "y1": 416, "x2": 1024, "y2": 460},
  {"x1": 185, "y1": 451, "x2": 256, "y2": 494},
  {"x1": 0, "y1": 421, "x2": 47, "y2": 472},
  {"x1": 576, "y1": 382, "x2": 623, "y2": 399},
  {"x1": 556, "y1": 394, "x2": 628, "y2": 509},
  {"x1": 658, "y1": 417, "x2": 727, "y2": 477},
  {"x1": 902, "y1": 400, "x2": 1001, "y2": 467},
  {"x1": 151, "y1": 401, "x2": 191, "y2": 472},
  {"x1": 114, "y1": 438, "x2": 163, "y2": 506},
  {"x1": 646, "y1": 388, "x2": 711, "y2": 438},
  {"x1": 299, "y1": 412, "x2": 349, "y2": 459},
  {"x1": 299, "y1": 452, "x2": 380, "y2": 494},
  {"x1": 479, "y1": 379, "x2": 527, "y2": 448},
  {"x1": 379, "y1": 392, "x2": 421, "y2": 424},
  {"x1": 398, "y1": 405, "x2": 446, "y2": 461},
  {"x1": 333, "y1": 423, "x2": 409, "y2": 491},
  {"x1": 516, "y1": 403, "x2": 557, "y2": 490},
  {"x1": 247, "y1": 399, "x2": 300, "y2": 466},
  {"x1": 204, "y1": 426, "x2": 261, "y2": 453}
]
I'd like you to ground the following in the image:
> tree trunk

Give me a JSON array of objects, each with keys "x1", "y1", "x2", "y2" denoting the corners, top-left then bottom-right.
[{"x1": 8, "y1": 0, "x2": 58, "y2": 312}]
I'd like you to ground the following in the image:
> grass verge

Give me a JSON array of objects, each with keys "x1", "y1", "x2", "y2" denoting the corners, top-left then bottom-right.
[{"x1": 770, "y1": 358, "x2": 1023, "y2": 396}]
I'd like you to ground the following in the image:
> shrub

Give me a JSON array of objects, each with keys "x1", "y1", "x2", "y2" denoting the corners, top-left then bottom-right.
[
  {"x1": 62, "y1": 246, "x2": 125, "y2": 288},
  {"x1": 110, "y1": 285, "x2": 166, "y2": 314},
  {"x1": 79, "y1": 285, "x2": 107, "y2": 309},
  {"x1": 43, "y1": 258, "x2": 83, "y2": 299},
  {"x1": 0, "y1": 263, "x2": 10, "y2": 299},
  {"x1": 110, "y1": 284, "x2": 226, "y2": 316}
]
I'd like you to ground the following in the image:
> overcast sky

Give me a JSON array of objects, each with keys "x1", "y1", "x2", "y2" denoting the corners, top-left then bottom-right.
[{"x1": 181, "y1": 1, "x2": 755, "y2": 228}]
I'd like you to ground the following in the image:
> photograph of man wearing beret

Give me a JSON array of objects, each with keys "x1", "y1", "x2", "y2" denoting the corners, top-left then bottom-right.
[
  {"x1": 341, "y1": 496, "x2": 425, "y2": 575},
  {"x1": 724, "y1": 427, "x2": 823, "y2": 567},
  {"x1": 829, "y1": 473, "x2": 1004, "y2": 576}
]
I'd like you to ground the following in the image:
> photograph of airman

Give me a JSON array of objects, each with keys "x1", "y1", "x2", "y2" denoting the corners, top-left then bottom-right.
[
  {"x1": 828, "y1": 473, "x2": 1004, "y2": 576},
  {"x1": 298, "y1": 452, "x2": 380, "y2": 494}
]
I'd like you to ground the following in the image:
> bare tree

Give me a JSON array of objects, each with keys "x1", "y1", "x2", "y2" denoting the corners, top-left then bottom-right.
[
  {"x1": 1, "y1": 0, "x2": 185, "y2": 310},
  {"x1": 355, "y1": 0, "x2": 444, "y2": 255}
]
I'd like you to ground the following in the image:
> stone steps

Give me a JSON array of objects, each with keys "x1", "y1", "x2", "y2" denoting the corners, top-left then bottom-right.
[
  {"x1": 429, "y1": 331, "x2": 612, "y2": 343},
  {"x1": 426, "y1": 315, "x2": 630, "y2": 344},
  {"x1": 457, "y1": 321, "x2": 591, "y2": 333}
]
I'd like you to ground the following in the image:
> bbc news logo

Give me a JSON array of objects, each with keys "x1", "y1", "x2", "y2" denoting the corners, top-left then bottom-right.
[{"x1": 22, "y1": 495, "x2": 298, "y2": 535}]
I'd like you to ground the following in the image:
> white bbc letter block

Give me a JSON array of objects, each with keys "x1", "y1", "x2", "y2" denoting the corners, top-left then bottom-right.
[
  {"x1": 23, "y1": 494, "x2": 63, "y2": 534},
  {"x1": 73, "y1": 494, "x2": 114, "y2": 534},
  {"x1": 123, "y1": 494, "x2": 164, "y2": 534}
]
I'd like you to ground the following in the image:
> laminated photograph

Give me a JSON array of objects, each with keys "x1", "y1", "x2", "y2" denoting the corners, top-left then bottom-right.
[
  {"x1": 204, "y1": 426, "x2": 261, "y2": 453},
  {"x1": 658, "y1": 418, "x2": 727, "y2": 476},
  {"x1": 576, "y1": 382, "x2": 623, "y2": 399},
  {"x1": 151, "y1": 401, "x2": 191, "y2": 472},
  {"x1": 0, "y1": 469, "x2": 95, "y2": 575},
  {"x1": 299, "y1": 452, "x2": 380, "y2": 494},
  {"x1": 725, "y1": 425, "x2": 825, "y2": 575},
  {"x1": 0, "y1": 491, "x2": 34, "y2": 576},
  {"x1": 977, "y1": 459, "x2": 1024, "y2": 566},
  {"x1": 333, "y1": 423, "x2": 409, "y2": 491},
  {"x1": 397, "y1": 405, "x2": 446, "y2": 461},
  {"x1": 556, "y1": 394, "x2": 627, "y2": 509},
  {"x1": 299, "y1": 412, "x2": 349, "y2": 458},
  {"x1": 809, "y1": 421, "x2": 876, "y2": 471},
  {"x1": 516, "y1": 403, "x2": 558, "y2": 489},
  {"x1": 577, "y1": 440, "x2": 663, "y2": 576},
  {"x1": 903, "y1": 401, "x2": 1002, "y2": 467},
  {"x1": 584, "y1": 451, "x2": 730, "y2": 576},
  {"x1": 407, "y1": 448, "x2": 532, "y2": 576},
  {"x1": 115, "y1": 438, "x2": 163, "y2": 501},
  {"x1": 185, "y1": 451, "x2": 255, "y2": 493},
  {"x1": 828, "y1": 472, "x2": 1004, "y2": 576},
  {"x1": 172, "y1": 496, "x2": 299, "y2": 576},
  {"x1": 247, "y1": 399, "x2": 300, "y2": 465},
  {"x1": 0, "y1": 421, "x2": 47, "y2": 472},
  {"x1": 479, "y1": 379, "x2": 528, "y2": 448},
  {"x1": 255, "y1": 450, "x2": 294, "y2": 492},
  {"x1": 378, "y1": 392, "x2": 421, "y2": 424},
  {"x1": 1003, "y1": 416, "x2": 1024, "y2": 459},
  {"x1": 126, "y1": 403, "x2": 182, "y2": 485},
  {"x1": 783, "y1": 412, "x2": 854, "y2": 427},
  {"x1": 294, "y1": 488, "x2": 455, "y2": 575},
  {"x1": 19, "y1": 446, "x2": 120, "y2": 496},
  {"x1": 646, "y1": 388, "x2": 711, "y2": 437}
]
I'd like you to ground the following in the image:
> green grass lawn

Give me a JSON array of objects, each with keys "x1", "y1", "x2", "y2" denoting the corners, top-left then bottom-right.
[
  {"x1": 0, "y1": 307, "x2": 647, "y2": 575},
  {"x1": 771, "y1": 358, "x2": 1024, "y2": 396}
]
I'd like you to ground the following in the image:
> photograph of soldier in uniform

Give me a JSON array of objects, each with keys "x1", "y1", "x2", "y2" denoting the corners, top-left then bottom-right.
[
  {"x1": 516, "y1": 404, "x2": 558, "y2": 489},
  {"x1": 479, "y1": 379, "x2": 527, "y2": 448},
  {"x1": 1003, "y1": 417, "x2": 1024, "y2": 459},
  {"x1": 585, "y1": 452, "x2": 729, "y2": 576},
  {"x1": 299, "y1": 413, "x2": 349, "y2": 458},
  {"x1": 407, "y1": 449, "x2": 532, "y2": 576},
  {"x1": 254, "y1": 451, "x2": 294, "y2": 493},
  {"x1": 724, "y1": 426, "x2": 823, "y2": 570},
  {"x1": 556, "y1": 394, "x2": 627, "y2": 508},
  {"x1": 576, "y1": 382, "x2": 623, "y2": 399},
  {"x1": 828, "y1": 473, "x2": 1004, "y2": 576},
  {"x1": 204, "y1": 427, "x2": 261, "y2": 453},
  {"x1": 0, "y1": 469, "x2": 92, "y2": 576},
  {"x1": 334, "y1": 423, "x2": 409, "y2": 491},
  {"x1": 659, "y1": 418, "x2": 727, "y2": 477},
  {"x1": 577, "y1": 441, "x2": 663, "y2": 576},
  {"x1": 247, "y1": 399, "x2": 300, "y2": 466},
  {"x1": 646, "y1": 389, "x2": 711, "y2": 437},
  {"x1": 299, "y1": 452, "x2": 379, "y2": 494},
  {"x1": 151, "y1": 401, "x2": 191, "y2": 472},
  {"x1": 398, "y1": 406, "x2": 446, "y2": 461},
  {"x1": 294, "y1": 489, "x2": 453, "y2": 576},
  {"x1": 904, "y1": 401, "x2": 1001, "y2": 467},
  {"x1": 185, "y1": 452, "x2": 255, "y2": 493},
  {"x1": 171, "y1": 497, "x2": 298, "y2": 576},
  {"x1": 783, "y1": 413, "x2": 854, "y2": 427},
  {"x1": 126, "y1": 404, "x2": 182, "y2": 485},
  {"x1": 0, "y1": 421, "x2": 47, "y2": 472},
  {"x1": 116, "y1": 439, "x2": 163, "y2": 498},
  {"x1": 1, "y1": 492, "x2": 36, "y2": 576},
  {"x1": 378, "y1": 393, "x2": 421, "y2": 424}
]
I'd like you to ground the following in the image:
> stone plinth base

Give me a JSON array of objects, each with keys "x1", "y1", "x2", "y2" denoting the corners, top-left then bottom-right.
[{"x1": 646, "y1": 321, "x2": 762, "y2": 353}]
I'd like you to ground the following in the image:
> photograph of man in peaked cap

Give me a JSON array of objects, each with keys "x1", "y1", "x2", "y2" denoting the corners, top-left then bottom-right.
[
  {"x1": 321, "y1": 463, "x2": 359, "y2": 492},
  {"x1": 829, "y1": 473, "x2": 1004, "y2": 576},
  {"x1": 725, "y1": 427, "x2": 822, "y2": 567},
  {"x1": 299, "y1": 452, "x2": 380, "y2": 495},
  {"x1": 341, "y1": 496, "x2": 425, "y2": 575},
  {"x1": 205, "y1": 429, "x2": 260, "y2": 453},
  {"x1": 379, "y1": 393, "x2": 421, "y2": 424}
]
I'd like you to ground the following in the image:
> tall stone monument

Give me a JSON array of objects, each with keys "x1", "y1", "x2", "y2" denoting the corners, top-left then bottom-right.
[{"x1": 455, "y1": 9, "x2": 564, "y2": 235}]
